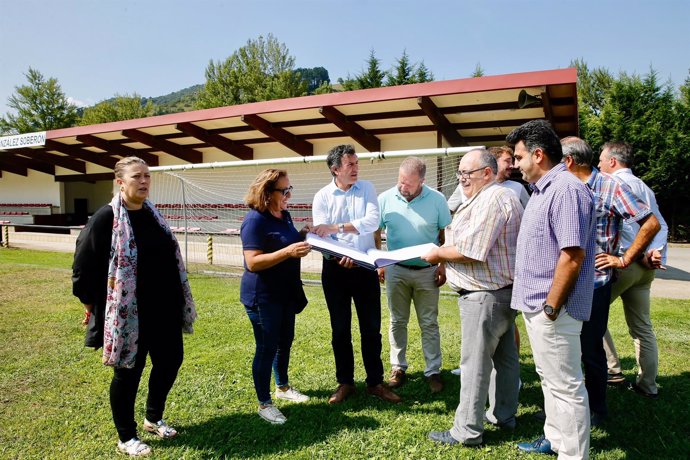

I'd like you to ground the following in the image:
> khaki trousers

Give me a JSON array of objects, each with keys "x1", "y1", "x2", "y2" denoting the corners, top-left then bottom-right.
[
  {"x1": 602, "y1": 262, "x2": 658, "y2": 394},
  {"x1": 524, "y1": 309, "x2": 590, "y2": 460}
]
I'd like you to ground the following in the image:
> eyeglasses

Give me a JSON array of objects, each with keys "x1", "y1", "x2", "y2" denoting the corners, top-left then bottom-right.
[
  {"x1": 455, "y1": 167, "x2": 486, "y2": 180},
  {"x1": 273, "y1": 185, "x2": 293, "y2": 196}
]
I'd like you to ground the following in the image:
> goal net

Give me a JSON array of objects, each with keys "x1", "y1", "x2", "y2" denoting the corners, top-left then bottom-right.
[{"x1": 148, "y1": 147, "x2": 475, "y2": 273}]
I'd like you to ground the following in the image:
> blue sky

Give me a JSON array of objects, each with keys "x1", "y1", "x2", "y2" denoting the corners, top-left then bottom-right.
[{"x1": 1, "y1": 0, "x2": 688, "y2": 115}]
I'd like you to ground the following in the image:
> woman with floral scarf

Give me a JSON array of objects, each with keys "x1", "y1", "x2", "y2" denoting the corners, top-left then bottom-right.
[{"x1": 72, "y1": 156, "x2": 196, "y2": 457}]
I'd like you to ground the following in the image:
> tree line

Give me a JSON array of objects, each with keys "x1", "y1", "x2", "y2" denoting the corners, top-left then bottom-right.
[{"x1": 1, "y1": 36, "x2": 688, "y2": 239}]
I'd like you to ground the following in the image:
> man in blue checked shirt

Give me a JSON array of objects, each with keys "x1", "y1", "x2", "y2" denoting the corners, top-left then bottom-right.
[
  {"x1": 508, "y1": 120, "x2": 596, "y2": 459},
  {"x1": 562, "y1": 137, "x2": 660, "y2": 426}
]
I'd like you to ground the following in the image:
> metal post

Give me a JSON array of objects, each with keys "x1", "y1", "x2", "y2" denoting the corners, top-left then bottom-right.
[
  {"x1": 207, "y1": 234, "x2": 213, "y2": 264},
  {"x1": 2, "y1": 224, "x2": 8, "y2": 248}
]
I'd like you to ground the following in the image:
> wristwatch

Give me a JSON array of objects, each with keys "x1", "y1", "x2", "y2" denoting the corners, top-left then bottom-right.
[
  {"x1": 338, "y1": 223, "x2": 345, "y2": 233},
  {"x1": 543, "y1": 303, "x2": 560, "y2": 318}
]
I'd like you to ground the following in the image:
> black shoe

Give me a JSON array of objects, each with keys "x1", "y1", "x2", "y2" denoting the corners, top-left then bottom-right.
[
  {"x1": 590, "y1": 412, "x2": 607, "y2": 428},
  {"x1": 627, "y1": 382, "x2": 659, "y2": 399},
  {"x1": 517, "y1": 435, "x2": 556, "y2": 455},
  {"x1": 607, "y1": 372, "x2": 625, "y2": 385},
  {"x1": 429, "y1": 430, "x2": 459, "y2": 445}
]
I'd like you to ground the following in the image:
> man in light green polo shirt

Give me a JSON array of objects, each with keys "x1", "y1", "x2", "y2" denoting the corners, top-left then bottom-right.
[{"x1": 376, "y1": 156, "x2": 452, "y2": 393}]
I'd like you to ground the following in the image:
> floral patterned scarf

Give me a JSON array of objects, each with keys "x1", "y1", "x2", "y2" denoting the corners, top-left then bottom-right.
[{"x1": 102, "y1": 194, "x2": 197, "y2": 368}]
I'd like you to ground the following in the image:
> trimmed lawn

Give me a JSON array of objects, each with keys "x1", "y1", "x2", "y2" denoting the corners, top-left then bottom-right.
[{"x1": 1, "y1": 248, "x2": 689, "y2": 459}]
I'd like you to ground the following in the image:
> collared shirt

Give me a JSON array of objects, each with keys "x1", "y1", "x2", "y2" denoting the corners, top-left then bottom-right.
[
  {"x1": 445, "y1": 182, "x2": 522, "y2": 291},
  {"x1": 378, "y1": 184, "x2": 451, "y2": 267},
  {"x1": 312, "y1": 178, "x2": 380, "y2": 252},
  {"x1": 500, "y1": 180, "x2": 530, "y2": 208},
  {"x1": 512, "y1": 163, "x2": 596, "y2": 321},
  {"x1": 586, "y1": 168, "x2": 651, "y2": 287},
  {"x1": 612, "y1": 168, "x2": 669, "y2": 264}
]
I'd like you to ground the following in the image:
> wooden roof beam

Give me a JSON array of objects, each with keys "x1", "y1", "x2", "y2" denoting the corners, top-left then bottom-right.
[
  {"x1": 241, "y1": 114, "x2": 313, "y2": 157},
  {"x1": 76, "y1": 135, "x2": 159, "y2": 166},
  {"x1": 176, "y1": 123, "x2": 253, "y2": 160},
  {"x1": 417, "y1": 96, "x2": 468, "y2": 147},
  {"x1": 56, "y1": 172, "x2": 114, "y2": 182},
  {"x1": 0, "y1": 160, "x2": 28, "y2": 176},
  {"x1": 45, "y1": 140, "x2": 118, "y2": 169},
  {"x1": 0, "y1": 152, "x2": 55, "y2": 175},
  {"x1": 11, "y1": 148, "x2": 86, "y2": 173},
  {"x1": 319, "y1": 106, "x2": 381, "y2": 152},
  {"x1": 121, "y1": 129, "x2": 202, "y2": 163}
]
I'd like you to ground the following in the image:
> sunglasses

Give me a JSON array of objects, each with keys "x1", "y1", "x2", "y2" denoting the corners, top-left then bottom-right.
[{"x1": 273, "y1": 185, "x2": 293, "y2": 196}]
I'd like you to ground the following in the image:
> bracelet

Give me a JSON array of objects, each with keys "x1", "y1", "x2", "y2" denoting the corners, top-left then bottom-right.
[{"x1": 619, "y1": 256, "x2": 628, "y2": 268}]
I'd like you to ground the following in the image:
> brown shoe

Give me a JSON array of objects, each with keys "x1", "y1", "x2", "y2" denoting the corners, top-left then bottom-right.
[
  {"x1": 367, "y1": 383, "x2": 402, "y2": 403},
  {"x1": 388, "y1": 369, "x2": 406, "y2": 388},
  {"x1": 328, "y1": 383, "x2": 356, "y2": 404},
  {"x1": 427, "y1": 373, "x2": 444, "y2": 393}
]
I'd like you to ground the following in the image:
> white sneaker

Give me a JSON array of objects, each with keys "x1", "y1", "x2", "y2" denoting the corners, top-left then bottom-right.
[
  {"x1": 143, "y1": 418, "x2": 178, "y2": 439},
  {"x1": 451, "y1": 368, "x2": 461, "y2": 376},
  {"x1": 258, "y1": 404, "x2": 287, "y2": 424},
  {"x1": 117, "y1": 437, "x2": 151, "y2": 457},
  {"x1": 275, "y1": 386, "x2": 310, "y2": 403}
]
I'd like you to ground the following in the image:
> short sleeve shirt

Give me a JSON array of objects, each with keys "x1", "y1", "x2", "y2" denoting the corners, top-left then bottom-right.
[
  {"x1": 240, "y1": 209, "x2": 304, "y2": 306},
  {"x1": 378, "y1": 184, "x2": 451, "y2": 266},
  {"x1": 511, "y1": 163, "x2": 596, "y2": 321}
]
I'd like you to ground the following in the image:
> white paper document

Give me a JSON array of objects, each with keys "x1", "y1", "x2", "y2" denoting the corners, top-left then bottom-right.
[{"x1": 306, "y1": 233, "x2": 438, "y2": 270}]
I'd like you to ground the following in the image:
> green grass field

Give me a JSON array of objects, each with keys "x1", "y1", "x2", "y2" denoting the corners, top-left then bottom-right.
[{"x1": 1, "y1": 248, "x2": 689, "y2": 459}]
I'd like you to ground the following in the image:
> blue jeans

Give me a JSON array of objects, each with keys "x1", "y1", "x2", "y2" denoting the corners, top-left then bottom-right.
[
  {"x1": 244, "y1": 301, "x2": 296, "y2": 404},
  {"x1": 580, "y1": 280, "x2": 612, "y2": 416}
]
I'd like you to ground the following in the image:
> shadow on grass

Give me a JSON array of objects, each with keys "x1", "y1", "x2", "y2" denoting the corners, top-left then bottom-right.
[{"x1": 177, "y1": 405, "x2": 379, "y2": 458}]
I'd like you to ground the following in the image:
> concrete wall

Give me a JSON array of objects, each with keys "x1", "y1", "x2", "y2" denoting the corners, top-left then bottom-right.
[
  {"x1": 0, "y1": 170, "x2": 61, "y2": 206},
  {"x1": 63, "y1": 180, "x2": 114, "y2": 214}
]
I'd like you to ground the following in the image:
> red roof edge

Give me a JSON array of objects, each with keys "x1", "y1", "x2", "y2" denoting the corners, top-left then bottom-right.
[{"x1": 47, "y1": 68, "x2": 577, "y2": 140}]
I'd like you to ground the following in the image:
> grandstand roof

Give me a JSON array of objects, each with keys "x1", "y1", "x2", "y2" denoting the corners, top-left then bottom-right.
[{"x1": 0, "y1": 68, "x2": 577, "y2": 181}]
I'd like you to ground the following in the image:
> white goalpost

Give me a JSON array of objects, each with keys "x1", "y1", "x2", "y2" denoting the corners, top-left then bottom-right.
[{"x1": 148, "y1": 146, "x2": 477, "y2": 272}]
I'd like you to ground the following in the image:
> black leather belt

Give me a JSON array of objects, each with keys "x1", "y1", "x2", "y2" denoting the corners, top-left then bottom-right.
[
  {"x1": 395, "y1": 263, "x2": 432, "y2": 270},
  {"x1": 456, "y1": 284, "x2": 512, "y2": 296}
]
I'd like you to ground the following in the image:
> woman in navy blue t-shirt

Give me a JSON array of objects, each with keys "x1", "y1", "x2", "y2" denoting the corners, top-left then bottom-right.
[{"x1": 240, "y1": 168, "x2": 312, "y2": 425}]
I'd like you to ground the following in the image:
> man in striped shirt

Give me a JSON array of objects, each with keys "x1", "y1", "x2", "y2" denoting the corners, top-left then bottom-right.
[
  {"x1": 508, "y1": 120, "x2": 596, "y2": 459},
  {"x1": 424, "y1": 148, "x2": 523, "y2": 447},
  {"x1": 562, "y1": 136, "x2": 660, "y2": 426}
]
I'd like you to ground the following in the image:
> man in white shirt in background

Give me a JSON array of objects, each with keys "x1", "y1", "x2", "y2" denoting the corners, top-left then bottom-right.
[{"x1": 598, "y1": 141, "x2": 669, "y2": 398}]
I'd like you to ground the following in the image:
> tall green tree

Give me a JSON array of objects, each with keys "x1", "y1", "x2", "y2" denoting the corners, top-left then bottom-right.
[
  {"x1": 0, "y1": 68, "x2": 79, "y2": 134},
  {"x1": 295, "y1": 66, "x2": 330, "y2": 94},
  {"x1": 471, "y1": 62, "x2": 485, "y2": 77},
  {"x1": 385, "y1": 50, "x2": 415, "y2": 86},
  {"x1": 196, "y1": 34, "x2": 307, "y2": 109},
  {"x1": 341, "y1": 50, "x2": 434, "y2": 90},
  {"x1": 79, "y1": 93, "x2": 154, "y2": 125},
  {"x1": 576, "y1": 62, "x2": 690, "y2": 239},
  {"x1": 339, "y1": 50, "x2": 386, "y2": 90},
  {"x1": 572, "y1": 58, "x2": 614, "y2": 143},
  {"x1": 414, "y1": 61, "x2": 434, "y2": 83}
]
